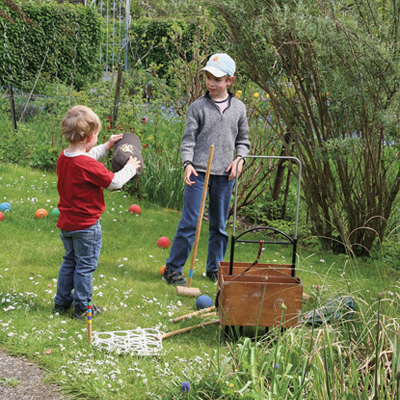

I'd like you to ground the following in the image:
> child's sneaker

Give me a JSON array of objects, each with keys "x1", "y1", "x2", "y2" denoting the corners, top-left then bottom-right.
[
  {"x1": 206, "y1": 270, "x2": 218, "y2": 283},
  {"x1": 162, "y1": 268, "x2": 187, "y2": 286},
  {"x1": 52, "y1": 303, "x2": 72, "y2": 315},
  {"x1": 72, "y1": 305, "x2": 103, "y2": 320}
]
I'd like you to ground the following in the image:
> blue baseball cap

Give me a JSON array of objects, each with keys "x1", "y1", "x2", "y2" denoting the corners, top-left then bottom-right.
[{"x1": 201, "y1": 53, "x2": 236, "y2": 77}]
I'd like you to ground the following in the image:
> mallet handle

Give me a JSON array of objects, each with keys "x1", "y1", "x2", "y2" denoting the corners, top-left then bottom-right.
[
  {"x1": 187, "y1": 145, "x2": 215, "y2": 288},
  {"x1": 161, "y1": 320, "x2": 219, "y2": 339},
  {"x1": 173, "y1": 305, "x2": 216, "y2": 322}
]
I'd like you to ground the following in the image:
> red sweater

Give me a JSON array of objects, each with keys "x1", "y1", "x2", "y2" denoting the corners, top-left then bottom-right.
[{"x1": 57, "y1": 151, "x2": 114, "y2": 231}]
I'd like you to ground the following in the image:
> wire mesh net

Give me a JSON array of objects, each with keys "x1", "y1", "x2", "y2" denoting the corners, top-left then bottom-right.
[{"x1": 92, "y1": 328, "x2": 163, "y2": 356}]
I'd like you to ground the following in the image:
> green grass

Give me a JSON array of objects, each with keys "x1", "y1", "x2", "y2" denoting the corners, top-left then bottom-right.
[{"x1": 0, "y1": 163, "x2": 399, "y2": 399}]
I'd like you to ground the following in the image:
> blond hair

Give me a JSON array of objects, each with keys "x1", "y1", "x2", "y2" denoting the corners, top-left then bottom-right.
[{"x1": 61, "y1": 105, "x2": 101, "y2": 143}]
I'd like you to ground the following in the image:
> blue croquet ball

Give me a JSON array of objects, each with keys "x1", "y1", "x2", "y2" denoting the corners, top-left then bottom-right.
[
  {"x1": 0, "y1": 202, "x2": 11, "y2": 212},
  {"x1": 51, "y1": 207, "x2": 60, "y2": 217},
  {"x1": 196, "y1": 295, "x2": 213, "y2": 310}
]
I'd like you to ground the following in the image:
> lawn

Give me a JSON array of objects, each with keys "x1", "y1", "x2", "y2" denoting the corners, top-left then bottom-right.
[{"x1": 1, "y1": 162, "x2": 399, "y2": 399}]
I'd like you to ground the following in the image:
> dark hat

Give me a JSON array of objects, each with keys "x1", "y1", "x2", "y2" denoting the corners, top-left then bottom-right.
[{"x1": 111, "y1": 133, "x2": 143, "y2": 180}]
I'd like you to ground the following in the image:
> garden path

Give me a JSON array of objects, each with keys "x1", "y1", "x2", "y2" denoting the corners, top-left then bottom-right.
[{"x1": 0, "y1": 350, "x2": 65, "y2": 399}]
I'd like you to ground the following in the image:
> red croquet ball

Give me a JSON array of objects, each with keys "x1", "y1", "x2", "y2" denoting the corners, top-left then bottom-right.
[
  {"x1": 0, "y1": 212, "x2": 4, "y2": 221},
  {"x1": 128, "y1": 204, "x2": 141, "y2": 214},
  {"x1": 157, "y1": 236, "x2": 171, "y2": 249},
  {"x1": 160, "y1": 265, "x2": 166, "y2": 276}
]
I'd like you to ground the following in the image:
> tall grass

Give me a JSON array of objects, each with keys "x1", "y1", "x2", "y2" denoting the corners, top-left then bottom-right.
[{"x1": 140, "y1": 149, "x2": 185, "y2": 210}]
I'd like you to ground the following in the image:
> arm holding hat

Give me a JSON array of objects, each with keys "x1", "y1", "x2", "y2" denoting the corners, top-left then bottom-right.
[
  {"x1": 88, "y1": 134, "x2": 124, "y2": 161},
  {"x1": 104, "y1": 134, "x2": 124, "y2": 151},
  {"x1": 108, "y1": 156, "x2": 141, "y2": 189}
]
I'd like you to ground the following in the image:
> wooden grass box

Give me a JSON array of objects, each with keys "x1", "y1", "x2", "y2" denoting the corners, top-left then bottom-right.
[{"x1": 217, "y1": 261, "x2": 303, "y2": 328}]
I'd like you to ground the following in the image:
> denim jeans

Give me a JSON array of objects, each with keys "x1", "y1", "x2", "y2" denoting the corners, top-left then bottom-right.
[
  {"x1": 166, "y1": 173, "x2": 234, "y2": 274},
  {"x1": 54, "y1": 221, "x2": 102, "y2": 312}
]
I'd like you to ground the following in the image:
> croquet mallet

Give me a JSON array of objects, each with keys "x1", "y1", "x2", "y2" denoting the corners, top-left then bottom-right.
[
  {"x1": 176, "y1": 145, "x2": 215, "y2": 297},
  {"x1": 88, "y1": 298, "x2": 92, "y2": 345},
  {"x1": 172, "y1": 305, "x2": 216, "y2": 323}
]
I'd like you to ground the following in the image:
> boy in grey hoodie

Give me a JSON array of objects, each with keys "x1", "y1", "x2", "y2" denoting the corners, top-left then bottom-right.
[{"x1": 163, "y1": 53, "x2": 251, "y2": 286}]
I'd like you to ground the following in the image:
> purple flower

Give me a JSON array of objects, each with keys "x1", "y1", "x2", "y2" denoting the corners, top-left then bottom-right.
[
  {"x1": 181, "y1": 381, "x2": 190, "y2": 393},
  {"x1": 275, "y1": 363, "x2": 279, "y2": 369}
]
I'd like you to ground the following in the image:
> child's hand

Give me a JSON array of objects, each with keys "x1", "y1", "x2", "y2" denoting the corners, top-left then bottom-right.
[
  {"x1": 126, "y1": 156, "x2": 141, "y2": 170},
  {"x1": 104, "y1": 134, "x2": 124, "y2": 151},
  {"x1": 226, "y1": 157, "x2": 244, "y2": 181},
  {"x1": 184, "y1": 164, "x2": 198, "y2": 186}
]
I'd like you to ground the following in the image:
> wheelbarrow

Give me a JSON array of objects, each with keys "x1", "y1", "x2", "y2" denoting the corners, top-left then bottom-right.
[{"x1": 217, "y1": 156, "x2": 303, "y2": 329}]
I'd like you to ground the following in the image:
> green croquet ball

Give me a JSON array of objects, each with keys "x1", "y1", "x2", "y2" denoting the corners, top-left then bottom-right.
[{"x1": 51, "y1": 207, "x2": 60, "y2": 217}]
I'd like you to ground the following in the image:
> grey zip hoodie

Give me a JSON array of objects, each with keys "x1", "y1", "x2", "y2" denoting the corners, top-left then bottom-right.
[{"x1": 181, "y1": 91, "x2": 251, "y2": 176}]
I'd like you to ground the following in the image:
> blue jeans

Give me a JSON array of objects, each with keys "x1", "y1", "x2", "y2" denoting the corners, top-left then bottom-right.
[
  {"x1": 166, "y1": 173, "x2": 234, "y2": 274},
  {"x1": 54, "y1": 221, "x2": 102, "y2": 312}
]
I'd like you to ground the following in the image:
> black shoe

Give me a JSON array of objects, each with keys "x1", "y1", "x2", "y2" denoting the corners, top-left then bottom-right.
[
  {"x1": 206, "y1": 270, "x2": 218, "y2": 282},
  {"x1": 72, "y1": 305, "x2": 103, "y2": 320},
  {"x1": 52, "y1": 303, "x2": 72, "y2": 314},
  {"x1": 162, "y1": 268, "x2": 187, "y2": 286}
]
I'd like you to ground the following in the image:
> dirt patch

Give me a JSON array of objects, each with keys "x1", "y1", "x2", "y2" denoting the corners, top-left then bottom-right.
[{"x1": 0, "y1": 350, "x2": 65, "y2": 400}]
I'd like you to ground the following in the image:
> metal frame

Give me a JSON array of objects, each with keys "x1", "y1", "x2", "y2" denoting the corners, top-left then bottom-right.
[{"x1": 229, "y1": 156, "x2": 302, "y2": 277}]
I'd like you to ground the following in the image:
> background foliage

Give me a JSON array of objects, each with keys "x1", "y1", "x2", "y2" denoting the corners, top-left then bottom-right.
[
  {"x1": 210, "y1": 0, "x2": 400, "y2": 255},
  {"x1": 0, "y1": 0, "x2": 102, "y2": 91},
  {"x1": 1, "y1": 0, "x2": 400, "y2": 255}
]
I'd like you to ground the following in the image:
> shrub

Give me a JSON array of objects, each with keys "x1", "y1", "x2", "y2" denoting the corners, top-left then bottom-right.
[{"x1": 0, "y1": 1, "x2": 102, "y2": 91}]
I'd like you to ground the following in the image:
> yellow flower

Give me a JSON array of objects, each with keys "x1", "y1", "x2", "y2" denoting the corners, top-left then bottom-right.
[
  {"x1": 230, "y1": 383, "x2": 235, "y2": 388},
  {"x1": 235, "y1": 90, "x2": 242, "y2": 98},
  {"x1": 253, "y1": 92, "x2": 259, "y2": 98}
]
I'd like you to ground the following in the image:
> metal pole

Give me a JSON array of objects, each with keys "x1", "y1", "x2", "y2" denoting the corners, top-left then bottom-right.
[
  {"x1": 124, "y1": 0, "x2": 130, "y2": 71},
  {"x1": 111, "y1": 63, "x2": 123, "y2": 129},
  {"x1": 112, "y1": 0, "x2": 115, "y2": 67},
  {"x1": 9, "y1": 84, "x2": 17, "y2": 131},
  {"x1": 106, "y1": 0, "x2": 109, "y2": 72},
  {"x1": 99, "y1": 0, "x2": 103, "y2": 68}
]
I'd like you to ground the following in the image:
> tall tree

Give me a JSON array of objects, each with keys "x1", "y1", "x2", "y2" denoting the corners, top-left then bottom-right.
[{"x1": 209, "y1": 0, "x2": 400, "y2": 255}]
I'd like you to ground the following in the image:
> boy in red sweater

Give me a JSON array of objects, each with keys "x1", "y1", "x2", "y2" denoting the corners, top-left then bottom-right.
[{"x1": 54, "y1": 105, "x2": 141, "y2": 319}]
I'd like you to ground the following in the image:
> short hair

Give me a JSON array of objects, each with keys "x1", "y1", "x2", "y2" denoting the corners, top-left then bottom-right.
[{"x1": 61, "y1": 105, "x2": 101, "y2": 143}]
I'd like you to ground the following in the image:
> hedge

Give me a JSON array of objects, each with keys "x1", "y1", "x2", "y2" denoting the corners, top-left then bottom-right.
[{"x1": 0, "y1": 1, "x2": 102, "y2": 91}]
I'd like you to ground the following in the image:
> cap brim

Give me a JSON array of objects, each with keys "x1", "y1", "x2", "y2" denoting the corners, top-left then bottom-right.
[{"x1": 200, "y1": 66, "x2": 227, "y2": 78}]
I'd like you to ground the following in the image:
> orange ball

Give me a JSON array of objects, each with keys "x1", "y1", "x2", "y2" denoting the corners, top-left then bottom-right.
[
  {"x1": 128, "y1": 204, "x2": 141, "y2": 214},
  {"x1": 160, "y1": 265, "x2": 166, "y2": 276},
  {"x1": 157, "y1": 236, "x2": 171, "y2": 249},
  {"x1": 0, "y1": 212, "x2": 4, "y2": 221},
  {"x1": 35, "y1": 208, "x2": 48, "y2": 219}
]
